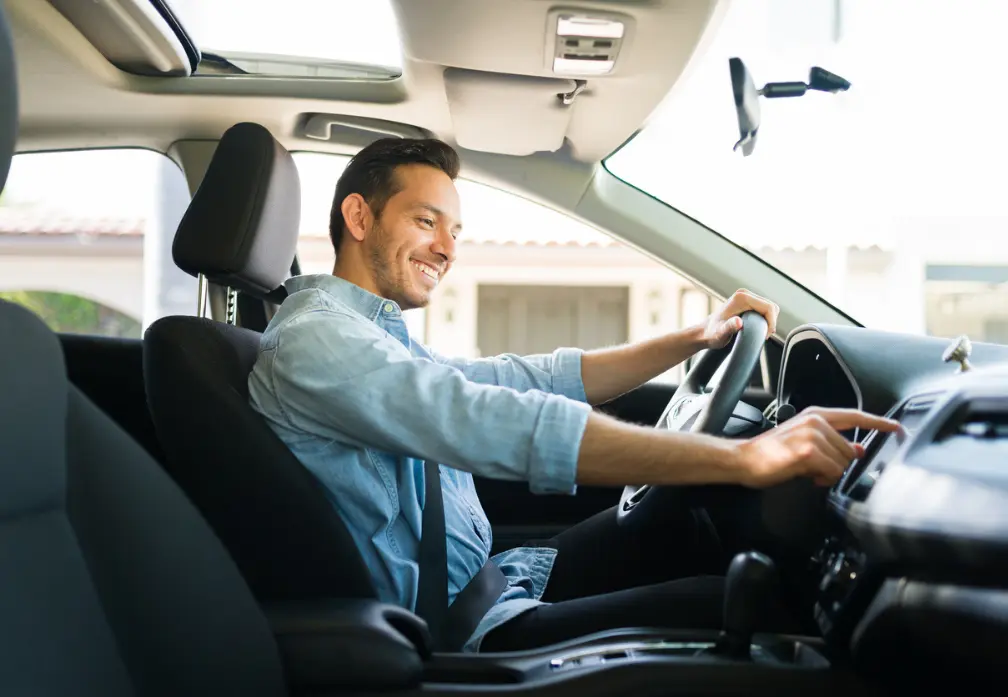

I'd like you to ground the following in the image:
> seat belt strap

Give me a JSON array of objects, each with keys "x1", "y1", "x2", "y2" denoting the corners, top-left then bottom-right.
[
  {"x1": 442, "y1": 558, "x2": 508, "y2": 652},
  {"x1": 415, "y1": 461, "x2": 509, "y2": 652},
  {"x1": 416, "y1": 460, "x2": 448, "y2": 646}
]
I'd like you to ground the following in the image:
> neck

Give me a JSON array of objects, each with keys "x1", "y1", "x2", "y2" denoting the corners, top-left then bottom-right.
[{"x1": 332, "y1": 250, "x2": 382, "y2": 298}]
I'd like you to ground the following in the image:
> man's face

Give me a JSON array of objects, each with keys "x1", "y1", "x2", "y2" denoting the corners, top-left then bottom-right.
[{"x1": 363, "y1": 164, "x2": 461, "y2": 310}]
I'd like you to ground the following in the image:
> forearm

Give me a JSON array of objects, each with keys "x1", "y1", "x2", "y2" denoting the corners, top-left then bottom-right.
[
  {"x1": 580, "y1": 324, "x2": 706, "y2": 405},
  {"x1": 574, "y1": 411, "x2": 743, "y2": 486}
]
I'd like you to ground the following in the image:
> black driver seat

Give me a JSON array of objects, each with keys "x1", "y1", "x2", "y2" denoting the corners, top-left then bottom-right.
[
  {"x1": 143, "y1": 123, "x2": 376, "y2": 604},
  {"x1": 0, "y1": 7, "x2": 289, "y2": 694}
]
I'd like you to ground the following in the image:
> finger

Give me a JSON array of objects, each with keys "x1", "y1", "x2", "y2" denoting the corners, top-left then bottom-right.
[
  {"x1": 726, "y1": 290, "x2": 776, "y2": 336},
  {"x1": 809, "y1": 431, "x2": 854, "y2": 473},
  {"x1": 809, "y1": 408, "x2": 904, "y2": 434},
  {"x1": 804, "y1": 447, "x2": 846, "y2": 484},
  {"x1": 811, "y1": 417, "x2": 862, "y2": 462},
  {"x1": 767, "y1": 303, "x2": 780, "y2": 337},
  {"x1": 718, "y1": 317, "x2": 742, "y2": 340}
]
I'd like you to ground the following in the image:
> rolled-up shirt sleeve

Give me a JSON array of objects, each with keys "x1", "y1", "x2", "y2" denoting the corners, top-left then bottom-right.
[
  {"x1": 269, "y1": 310, "x2": 590, "y2": 495},
  {"x1": 427, "y1": 346, "x2": 588, "y2": 403}
]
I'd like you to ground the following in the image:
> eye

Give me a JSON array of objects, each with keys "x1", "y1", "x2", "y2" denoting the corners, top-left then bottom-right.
[{"x1": 417, "y1": 217, "x2": 435, "y2": 229}]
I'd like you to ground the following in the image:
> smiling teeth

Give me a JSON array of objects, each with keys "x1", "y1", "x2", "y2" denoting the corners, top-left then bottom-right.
[{"x1": 412, "y1": 261, "x2": 438, "y2": 280}]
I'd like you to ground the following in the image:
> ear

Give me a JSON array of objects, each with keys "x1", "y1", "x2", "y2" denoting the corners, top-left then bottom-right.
[{"x1": 340, "y1": 193, "x2": 373, "y2": 243}]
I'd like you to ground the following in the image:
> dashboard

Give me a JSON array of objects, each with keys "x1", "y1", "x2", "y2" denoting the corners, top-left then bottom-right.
[{"x1": 772, "y1": 324, "x2": 1008, "y2": 680}]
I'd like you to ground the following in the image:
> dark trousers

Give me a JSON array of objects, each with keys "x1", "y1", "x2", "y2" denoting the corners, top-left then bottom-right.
[{"x1": 480, "y1": 504, "x2": 794, "y2": 652}]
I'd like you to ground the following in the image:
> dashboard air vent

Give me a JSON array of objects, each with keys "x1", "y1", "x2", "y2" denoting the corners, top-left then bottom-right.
[{"x1": 935, "y1": 404, "x2": 1008, "y2": 442}]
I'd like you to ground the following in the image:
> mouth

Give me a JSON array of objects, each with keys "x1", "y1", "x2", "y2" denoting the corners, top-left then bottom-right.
[{"x1": 410, "y1": 259, "x2": 441, "y2": 285}]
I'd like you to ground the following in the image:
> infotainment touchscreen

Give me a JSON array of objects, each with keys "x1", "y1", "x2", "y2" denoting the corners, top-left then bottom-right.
[{"x1": 838, "y1": 402, "x2": 931, "y2": 499}]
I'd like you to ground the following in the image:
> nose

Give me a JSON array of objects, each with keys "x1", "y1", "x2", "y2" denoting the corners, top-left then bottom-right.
[{"x1": 430, "y1": 225, "x2": 457, "y2": 264}]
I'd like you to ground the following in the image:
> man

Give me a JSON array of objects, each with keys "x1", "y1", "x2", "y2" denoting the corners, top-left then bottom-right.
[{"x1": 248, "y1": 138, "x2": 899, "y2": 652}]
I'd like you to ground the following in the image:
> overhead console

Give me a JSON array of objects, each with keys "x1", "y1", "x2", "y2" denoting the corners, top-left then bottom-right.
[
  {"x1": 544, "y1": 9, "x2": 632, "y2": 77},
  {"x1": 438, "y1": 7, "x2": 636, "y2": 156}
]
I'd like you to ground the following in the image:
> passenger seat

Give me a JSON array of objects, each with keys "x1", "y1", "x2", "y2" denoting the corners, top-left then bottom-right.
[{"x1": 0, "y1": 301, "x2": 290, "y2": 696}]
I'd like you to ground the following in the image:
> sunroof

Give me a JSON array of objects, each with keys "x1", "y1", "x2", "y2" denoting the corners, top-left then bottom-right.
[{"x1": 163, "y1": 0, "x2": 403, "y2": 79}]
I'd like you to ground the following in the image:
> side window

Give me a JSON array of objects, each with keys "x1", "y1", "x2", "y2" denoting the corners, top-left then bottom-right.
[
  {"x1": 0, "y1": 149, "x2": 195, "y2": 338},
  {"x1": 292, "y1": 152, "x2": 715, "y2": 383}
]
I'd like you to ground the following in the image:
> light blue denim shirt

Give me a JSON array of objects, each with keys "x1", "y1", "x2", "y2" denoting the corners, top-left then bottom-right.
[{"x1": 248, "y1": 274, "x2": 593, "y2": 651}]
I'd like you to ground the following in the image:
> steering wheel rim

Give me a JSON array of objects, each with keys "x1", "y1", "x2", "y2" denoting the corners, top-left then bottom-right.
[{"x1": 617, "y1": 311, "x2": 768, "y2": 526}]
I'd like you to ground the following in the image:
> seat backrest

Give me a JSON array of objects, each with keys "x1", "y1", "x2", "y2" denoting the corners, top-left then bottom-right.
[
  {"x1": 0, "y1": 303, "x2": 290, "y2": 697},
  {"x1": 143, "y1": 122, "x2": 376, "y2": 602},
  {"x1": 144, "y1": 316, "x2": 377, "y2": 600}
]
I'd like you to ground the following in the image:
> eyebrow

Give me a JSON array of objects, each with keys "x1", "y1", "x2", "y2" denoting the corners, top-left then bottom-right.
[{"x1": 416, "y1": 203, "x2": 463, "y2": 233}]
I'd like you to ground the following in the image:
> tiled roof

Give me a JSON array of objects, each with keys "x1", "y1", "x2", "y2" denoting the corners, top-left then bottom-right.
[
  {"x1": 0, "y1": 208, "x2": 887, "y2": 251},
  {"x1": 0, "y1": 208, "x2": 144, "y2": 237},
  {"x1": 299, "y1": 225, "x2": 616, "y2": 247}
]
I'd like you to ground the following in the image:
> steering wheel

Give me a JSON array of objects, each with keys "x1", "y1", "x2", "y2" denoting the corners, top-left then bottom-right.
[{"x1": 617, "y1": 310, "x2": 768, "y2": 526}]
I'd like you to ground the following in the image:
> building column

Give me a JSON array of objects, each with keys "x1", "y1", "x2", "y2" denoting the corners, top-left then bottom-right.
[
  {"x1": 403, "y1": 308, "x2": 427, "y2": 344},
  {"x1": 425, "y1": 276, "x2": 478, "y2": 358},
  {"x1": 825, "y1": 244, "x2": 848, "y2": 309},
  {"x1": 888, "y1": 235, "x2": 926, "y2": 334},
  {"x1": 142, "y1": 161, "x2": 198, "y2": 329}
]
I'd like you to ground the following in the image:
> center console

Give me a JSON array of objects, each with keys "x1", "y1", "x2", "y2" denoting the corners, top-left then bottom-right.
[
  {"x1": 810, "y1": 393, "x2": 939, "y2": 646},
  {"x1": 268, "y1": 551, "x2": 881, "y2": 696},
  {"x1": 808, "y1": 379, "x2": 1008, "y2": 689}
]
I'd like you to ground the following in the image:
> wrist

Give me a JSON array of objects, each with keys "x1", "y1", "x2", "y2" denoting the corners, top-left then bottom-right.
[
  {"x1": 675, "y1": 323, "x2": 709, "y2": 353},
  {"x1": 719, "y1": 438, "x2": 753, "y2": 486}
]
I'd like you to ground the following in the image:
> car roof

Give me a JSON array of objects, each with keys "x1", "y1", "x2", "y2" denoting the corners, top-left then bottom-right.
[{"x1": 7, "y1": 0, "x2": 723, "y2": 164}]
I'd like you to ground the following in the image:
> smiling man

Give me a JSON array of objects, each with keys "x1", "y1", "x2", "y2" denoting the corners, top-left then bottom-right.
[{"x1": 248, "y1": 138, "x2": 899, "y2": 653}]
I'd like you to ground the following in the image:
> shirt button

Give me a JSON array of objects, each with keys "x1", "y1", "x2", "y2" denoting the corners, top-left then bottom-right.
[{"x1": 384, "y1": 303, "x2": 395, "y2": 313}]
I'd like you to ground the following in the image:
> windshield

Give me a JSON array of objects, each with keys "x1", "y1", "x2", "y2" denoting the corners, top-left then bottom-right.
[{"x1": 606, "y1": 0, "x2": 1008, "y2": 342}]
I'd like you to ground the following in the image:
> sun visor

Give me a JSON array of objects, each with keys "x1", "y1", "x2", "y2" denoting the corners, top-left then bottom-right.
[{"x1": 443, "y1": 68, "x2": 577, "y2": 156}]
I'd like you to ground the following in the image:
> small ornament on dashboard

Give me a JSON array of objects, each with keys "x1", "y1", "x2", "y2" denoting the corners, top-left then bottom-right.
[{"x1": 942, "y1": 335, "x2": 973, "y2": 373}]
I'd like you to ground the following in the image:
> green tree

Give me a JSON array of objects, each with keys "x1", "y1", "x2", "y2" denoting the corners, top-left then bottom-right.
[{"x1": 0, "y1": 290, "x2": 141, "y2": 338}]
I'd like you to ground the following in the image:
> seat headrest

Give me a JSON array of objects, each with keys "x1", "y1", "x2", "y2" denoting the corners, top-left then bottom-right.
[
  {"x1": 0, "y1": 1, "x2": 18, "y2": 193},
  {"x1": 173, "y1": 122, "x2": 301, "y2": 300}
]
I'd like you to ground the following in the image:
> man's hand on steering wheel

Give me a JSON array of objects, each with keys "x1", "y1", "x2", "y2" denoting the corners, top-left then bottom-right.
[
  {"x1": 735, "y1": 407, "x2": 903, "y2": 489},
  {"x1": 614, "y1": 298, "x2": 897, "y2": 525},
  {"x1": 702, "y1": 289, "x2": 780, "y2": 349}
]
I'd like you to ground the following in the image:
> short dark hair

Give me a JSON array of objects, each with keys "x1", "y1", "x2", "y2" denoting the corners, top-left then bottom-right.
[{"x1": 329, "y1": 137, "x2": 460, "y2": 253}]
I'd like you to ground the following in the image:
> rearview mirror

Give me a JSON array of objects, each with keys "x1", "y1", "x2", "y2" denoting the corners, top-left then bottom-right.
[
  {"x1": 729, "y1": 57, "x2": 760, "y2": 156},
  {"x1": 728, "y1": 57, "x2": 851, "y2": 157}
]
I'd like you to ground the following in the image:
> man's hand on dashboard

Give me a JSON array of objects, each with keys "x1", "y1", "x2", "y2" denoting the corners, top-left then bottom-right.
[
  {"x1": 735, "y1": 407, "x2": 904, "y2": 488},
  {"x1": 703, "y1": 289, "x2": 780, "y2": 349}
]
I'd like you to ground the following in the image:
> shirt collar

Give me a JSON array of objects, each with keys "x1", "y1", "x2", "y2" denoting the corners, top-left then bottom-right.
[{"x1": 284, "y1": 274, "x2": 403, "y2": 322}]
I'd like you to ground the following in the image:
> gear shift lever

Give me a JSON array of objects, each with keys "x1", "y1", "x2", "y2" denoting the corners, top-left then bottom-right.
[{"x1": 712, "y1": 550, "x2": 777, "y2": 660}]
